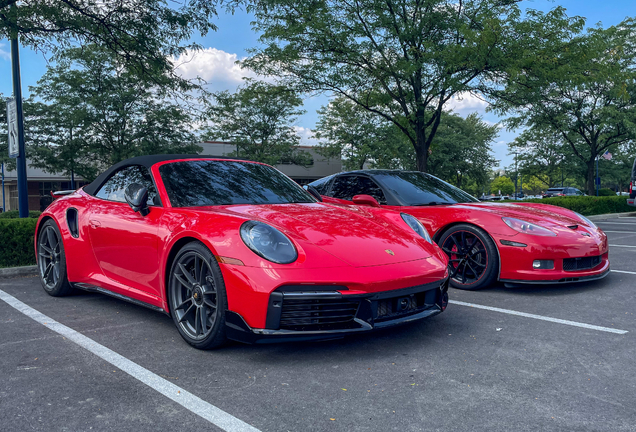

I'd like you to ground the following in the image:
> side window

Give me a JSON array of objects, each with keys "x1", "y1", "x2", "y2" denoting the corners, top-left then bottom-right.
[
  {"x1": 330, "y1": 176, "x2": 360, "y2": 201},
  {"x1": 357, "y1": 177, "x2": 387, "y2": 204},
  {"x1": 95, "y1": 165, "x2": 159, "y2": 205},
  {"x1": 310, "y1": 175, "x2": 334, "y2": 195}
]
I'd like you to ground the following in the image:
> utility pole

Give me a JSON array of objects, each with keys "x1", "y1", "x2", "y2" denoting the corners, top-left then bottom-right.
[
  {"x1": 10, "y1": 3, "x2": 29, "y2": 217},
  {"x1": 1, "y1": 162, "x2": 5, "y2": 212},
  {"x1": 595, "y1": 155, "x2": 599, "y2": 196},
  {"x1": 514, "y1": 151, "x2": 518, "y2": 200}
]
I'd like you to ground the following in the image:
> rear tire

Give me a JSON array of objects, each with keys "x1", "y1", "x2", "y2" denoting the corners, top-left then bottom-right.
[
  {"x1": 168, "y1": 242, "x2": 228, "y2": 349},
  {"x1": 37, "y1": 220, "x2": 73, "y2": 297},
  {"x1": 438, "y1": 224, "x2": 499, "y2": 290}
]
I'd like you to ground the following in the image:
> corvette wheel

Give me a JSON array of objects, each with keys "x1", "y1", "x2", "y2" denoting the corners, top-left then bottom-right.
[
  {"x1": 438, "y1": 224, "x2": 498, "y2": 290},
  {"x1": 168, "y1": 242, "x2": 227, "y2": 349},
  {"x1": 37, "y1": 220, "x2": 73, "y2": 296}
]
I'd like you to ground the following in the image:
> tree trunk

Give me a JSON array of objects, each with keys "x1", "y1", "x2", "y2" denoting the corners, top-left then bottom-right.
[{"x1": 586, "y1": 159, "x2": 595, "y2": 196}]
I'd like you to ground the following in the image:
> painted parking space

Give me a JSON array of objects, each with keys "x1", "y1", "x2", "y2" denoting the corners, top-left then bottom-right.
[{"x1": 1, "y1": 217, "x2": 635, "y2": 431}]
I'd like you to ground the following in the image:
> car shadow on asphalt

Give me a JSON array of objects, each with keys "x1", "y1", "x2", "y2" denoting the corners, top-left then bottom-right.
[{"x1": 474, "y1": 274, "x2": 615, "y2": 297}]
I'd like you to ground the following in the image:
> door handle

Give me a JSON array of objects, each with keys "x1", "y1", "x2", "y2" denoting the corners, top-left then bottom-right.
[{"x1": 89, "y1": 219, "x2": 101, "y2": 228}]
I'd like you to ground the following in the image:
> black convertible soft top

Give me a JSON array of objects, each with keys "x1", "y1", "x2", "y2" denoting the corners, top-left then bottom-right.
[{"x1": 83, "y1": 154, "x2": 247, "y2": 196}]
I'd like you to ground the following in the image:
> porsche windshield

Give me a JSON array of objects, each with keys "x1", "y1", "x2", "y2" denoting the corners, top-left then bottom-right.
[
  {"x1": 159, "y1": 160, "x2": 315, "y2": 207},
  {"x1": 375, "y1": 171, "x2": 479, "y2": 205}
]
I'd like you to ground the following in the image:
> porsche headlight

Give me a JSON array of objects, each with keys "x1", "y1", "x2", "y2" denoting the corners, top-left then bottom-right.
[
  {"x1": 240, "y1": 221, "x2": 298, "y2": 264},
  {"x1": 401, "y1": 213, "x2": 432, "y2": 243},
  {"x1": 574, "y1": 212, "x2": 597, "y2": 229},
  {"x1": 502, "y1": 217, "x2": 556, "y2": 237}
]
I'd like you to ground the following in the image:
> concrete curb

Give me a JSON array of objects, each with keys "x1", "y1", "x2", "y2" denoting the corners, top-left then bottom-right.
[
  {"x1": 587, "y1": 211, "x2": 636, "y2": 221},
  {"x1": 0, "y1": 265, "x2": 38, "y2": 279}
]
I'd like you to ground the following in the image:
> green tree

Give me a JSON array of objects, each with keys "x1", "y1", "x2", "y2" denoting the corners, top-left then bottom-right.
[
  {"x1": 203, "y1": 80, "x2": 310, "y2": 166},
  {"x1": 508, "y1": 127, "x2": 579, "y2": 190},
  {"x1": 314, "y1": 97, "x2": 404, "y2": 170},
  {"x1": 491, "y1": 16, "x2": 636, "y2": 195},
  {"x1": 26, "y1": 45, "x2": 201, "y2": 181},
  {"x1": 491, "y1": 175, "x2": 514, "y2": 195},
  {"x1": 428, "y1": 113, "x2": 498, "y2": 193},
  {"x1": 245, "y1": 0, "x2": 532, "y2": 172},
  {"x1": 0, "y1": 0, "x2": 217, "y2": 87}
]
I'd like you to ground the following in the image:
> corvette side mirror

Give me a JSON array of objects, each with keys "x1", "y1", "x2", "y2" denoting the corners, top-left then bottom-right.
[
  {"x1": 352, "y1": 194, "x2": 380, "y2": 207},
  {"x1": 303, "y1": 185, "x2": 323, "y2": 202},
  {"x1": 124, "y1": 183, "x2": 150, "y2": 216}
]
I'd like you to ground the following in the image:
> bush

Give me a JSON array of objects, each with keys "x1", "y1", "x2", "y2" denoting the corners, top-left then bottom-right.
[
  {"x1": 0, "y1": 210, "x2": 42, "y2": 219},
  {"x1": 598, "y1": 188, "x2": 615, "y2": 196},
  {"x1": 0, "y1": 218, "x2": 38, "y2": 268},
  {"x1": 504, "y1": 196, "x2": 635, "y2": 216}
]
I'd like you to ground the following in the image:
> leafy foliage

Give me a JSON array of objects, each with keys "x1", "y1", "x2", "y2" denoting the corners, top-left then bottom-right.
[
  {"x1": 492, "y1": 14, "x2": 636, "y2": 195},
  {"x1": 203, "y1": 80, "x2": 310, "y2": 166},
  {"x1": 245, "y1": 0, "x2": 526, "y2": 171},
  {"x1": 0, "y1": 0, "x2": 218, "y2": 89},
  {"x1": 491, "y1": 176, "x2": 514, "y2": 195},
  {"x1": 0, "y1": 210, "x2": 41, "y2": 218},
  {"x1": 23, "y1": 45, "x2": 202, "y2": 181},
  {"x1": 0, "y1": 219, "x2": 37, "y2": 268},
  {"x1": 314, "y1": 97, "x2": 405, "y2": 170}
]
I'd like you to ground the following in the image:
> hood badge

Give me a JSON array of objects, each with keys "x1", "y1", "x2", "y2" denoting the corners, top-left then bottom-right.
[
  {"x1": 385, "y1": 249, "x2": 395, "y2": 256},
  {"x1": 581, "y1": 232, "x2": 591, "y2": 237}
]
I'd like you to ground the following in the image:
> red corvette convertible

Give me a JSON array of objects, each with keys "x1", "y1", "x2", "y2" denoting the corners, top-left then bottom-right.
[
  {"x1": 308, "y1": 170, "x2": 609, "y2": 290},
  {"x1": 35, "y1": 156, "x2": 450, "y2": 349}
]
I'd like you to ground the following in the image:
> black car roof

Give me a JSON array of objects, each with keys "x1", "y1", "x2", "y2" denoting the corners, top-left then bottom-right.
[{"x1": 83, "y1": 154, "x2": 249, "y2": 196}]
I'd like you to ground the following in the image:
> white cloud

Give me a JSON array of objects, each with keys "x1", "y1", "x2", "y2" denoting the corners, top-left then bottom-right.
[
  {"x1": 0, "y1": 43, "x2": 10, "y2": 61},
  {"x1": 172, "y1": 48, "x2": 257, "y2": 88},
  {"x1": 445, "y1": 92, "x2": 488, "y2": 112},
  {"x1": 294, "y1": 125, "x2": 320, "y2": 147}
]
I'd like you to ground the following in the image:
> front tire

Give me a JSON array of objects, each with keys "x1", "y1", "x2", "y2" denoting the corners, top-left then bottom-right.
[
  {"x1": 168, "y1": 242, "x2": 228, "y2": 349},
  {"x1": 438, "y1": 224, "x2": 499, "y2": 290},
  {"x1": 37, "y1": 220, "x2": 73, "y2": 296}
]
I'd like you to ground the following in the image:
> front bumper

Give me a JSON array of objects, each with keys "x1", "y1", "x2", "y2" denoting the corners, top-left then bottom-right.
[
  {"x1": 225, "y1": 277, "x2": 449, "y2": 344},
  {"x1": 496, "y1": 226, "x2": 609, "y2": 283}
]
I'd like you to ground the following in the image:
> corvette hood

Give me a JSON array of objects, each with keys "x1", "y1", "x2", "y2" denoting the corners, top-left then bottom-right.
[
  {"x1": 451, "y1": 202, "x2": 587, "y2": 228},
  {"x1": 219, "y1": 203, "x2": 433, "y2": 267}
]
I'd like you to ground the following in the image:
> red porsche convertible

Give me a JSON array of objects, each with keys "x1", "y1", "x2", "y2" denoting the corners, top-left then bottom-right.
[
  {"x1": 35, "y1": 156, "x2": 450, "y2": 349},
  {"x1": 308, "y1": 170, "x2": 609, "y2": 290}
]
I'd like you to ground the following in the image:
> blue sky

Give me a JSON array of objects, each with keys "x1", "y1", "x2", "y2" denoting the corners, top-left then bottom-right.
[{"x1": 1, "y1": 0, "x2": 634, "y2": 169}]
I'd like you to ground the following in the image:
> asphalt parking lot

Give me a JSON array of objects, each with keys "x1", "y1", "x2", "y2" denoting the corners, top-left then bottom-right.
[{"x1": 1, "y1": 216, "x2": 635, "y2": 432}]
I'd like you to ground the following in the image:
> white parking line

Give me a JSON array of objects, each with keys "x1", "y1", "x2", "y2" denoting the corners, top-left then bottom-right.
[
  {"x1": 610, "y1": 244, "x2": 636, "y2": 248},
  {"x1": 597, "y1": 222, "x2": 636, "y2": 225},
  {"x1": 449, "y1": 300, "x2": 628, "y2": 334},
  {"x1": 0, "y1": 289, "x2": 261, "y2": 432},
  {"x1": 612, "y1": 270, "x2": 636, "y2": 275},
  {"x1": 601, "y1": 231, "x2": 636, "y2": 234}
]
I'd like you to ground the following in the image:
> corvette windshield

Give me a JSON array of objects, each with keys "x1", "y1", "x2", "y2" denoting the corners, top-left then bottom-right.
[
  {"x1": 375, "y1": 172, "x2": 479, "y2": 206},
  {"x1": 159, "y1": 160, "x2": 315, "y2": 207}
]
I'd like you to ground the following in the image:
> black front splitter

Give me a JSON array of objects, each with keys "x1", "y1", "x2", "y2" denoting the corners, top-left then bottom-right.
[{"x1": 224, "y1": 306, "x2": 443, "y2": 344}]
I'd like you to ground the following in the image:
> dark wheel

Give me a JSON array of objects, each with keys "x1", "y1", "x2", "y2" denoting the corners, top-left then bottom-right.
[
  {"x1": 438, "y1": 224, "x2": 499, "y2": 290},
  {"x1": 168, "y1": 242, "x2": 227, "y2": 349},
  {"x1": 37, "y1": 220, "x2": 73, "y2": 296}
]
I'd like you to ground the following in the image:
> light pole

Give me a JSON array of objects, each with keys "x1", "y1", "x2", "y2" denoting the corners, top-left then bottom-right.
[{"x1": 10, "y1": 3, "x2": 29, "y2": 217}]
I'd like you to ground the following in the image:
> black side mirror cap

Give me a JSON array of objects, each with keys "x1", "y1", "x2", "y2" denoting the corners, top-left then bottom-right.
[
  {"x1": 124, "y1": 183, "x2": 150, "y2": 216},
  {"x1": 303, "y1": 185, "x2": 323, "y2": 202}
]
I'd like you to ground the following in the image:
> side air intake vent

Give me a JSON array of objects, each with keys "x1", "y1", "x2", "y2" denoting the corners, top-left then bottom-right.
[{"x1": 66, "y1": 208, "x2": 79, "y2": 238}]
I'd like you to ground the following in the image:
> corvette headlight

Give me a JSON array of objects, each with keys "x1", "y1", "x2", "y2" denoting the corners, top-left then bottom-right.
[
  {"x1": 401, "y1": 213, "x2": 432, "y2": 243},
  {"x1": 502, "y1": 217, "x2": 556, "y2": 237},
  {"x1": 574, "y1": 212, "x2": 597, "y2": 229},
  {"x1": 240, "y1": 221, "x2": 298, "y2": 264}
]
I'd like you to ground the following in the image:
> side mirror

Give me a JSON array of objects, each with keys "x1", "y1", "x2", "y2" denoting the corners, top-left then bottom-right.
[
  {"x1": 124, "y1": 183, "x2": 150, "y2": 216},
  {"x1": 303, "y1": 185, "x2": 323, "y2": 202},
  {"x1": 352, "y1": 194, "x2": 381, "y2": 207}
]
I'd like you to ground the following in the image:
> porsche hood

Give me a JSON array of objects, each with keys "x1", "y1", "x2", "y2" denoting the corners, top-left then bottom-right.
[{"x1": 220, "y1": 203, "x2": 436, "y2": 267}]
